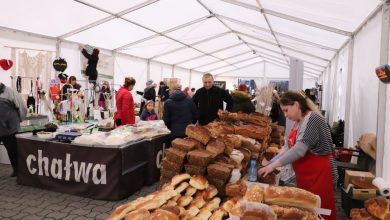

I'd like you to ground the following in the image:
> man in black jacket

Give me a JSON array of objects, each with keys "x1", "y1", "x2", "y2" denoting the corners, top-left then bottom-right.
[{"x1": 193, "y1": 73, "x2": 233, "y2": 125}]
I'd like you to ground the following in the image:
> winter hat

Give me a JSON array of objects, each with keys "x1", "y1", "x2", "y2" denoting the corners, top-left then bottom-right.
[
  {"x1": 0, "y1": 59, "x2": 13, "y2": 71},
  {"x1": 238, "y1": 83, "x2": 247, "y2": 92},
  {"x1": 146, "y1": 80, "x2": 153, "y2": 86},
  {"x1": 58, "y1": 73, "x2": 69, "y2": 83}
]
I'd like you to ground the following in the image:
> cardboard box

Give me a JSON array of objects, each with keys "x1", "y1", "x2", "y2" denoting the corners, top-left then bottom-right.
[
  {"x1": 344, "y1": 170, "x2": 375, "y2": 189},
  {"x1": 351, "y1": 188, "x2": 377, "y2": 200}
]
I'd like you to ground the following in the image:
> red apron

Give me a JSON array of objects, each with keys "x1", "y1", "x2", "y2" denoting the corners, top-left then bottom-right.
[{"x1": 288, "y1": 126, "x2": 337, "y2": 220}]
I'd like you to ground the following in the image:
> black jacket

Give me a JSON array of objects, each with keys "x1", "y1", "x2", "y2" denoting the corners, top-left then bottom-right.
[
  {"x1": 231, "y1": 90, "x2": 255, "y2": 114},
  {"x1": 158, "y1": 86, "x2": 170, "y2": 101},
  {"x1": 143, "y1": 86, "x2": 156, "y2": 102},
  {"x1": 163, "y1": 90, "x2": 199, "y2": 138},
  {"x1": 193, "y1": 86, "x2": 233, "y2": 125},
  {"x1": 82, "y1": 49, "x2": 98, "y2": 81}
]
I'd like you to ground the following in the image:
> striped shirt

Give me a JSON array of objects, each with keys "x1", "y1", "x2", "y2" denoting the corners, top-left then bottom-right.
[{"x1": 279, "y1": 111, "x2": 339, "y2": 184}]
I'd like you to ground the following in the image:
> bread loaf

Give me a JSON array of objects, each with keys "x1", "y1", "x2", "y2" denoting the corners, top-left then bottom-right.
[
  {"x1": 174, "y1": 182, "x2": 189, "y2": 194},
  {"x1": 147, "y1": 209, "x2": 180, "y2": 220},
  {"x1": 265, "y1": 147, "x2": 279, "y2": 161},
  {"x1": 233, "y1": 201, "x2": 277, "y2": 220},
  {"x1": 258, "y1": 170, "x2": 278, "y2": 185},
  {"x1": 235, "y1": 124, "x2": 270, "y2": 140},
  {"x1": 189, "y1": 175, "x2": 209, "y2": 190},
  {"x1": 203, "y1": 197, "x2": 221, "y2": 212},
  {"x1": 248, "y1": 112, "x2": 272, "y2": 126},
  {"x1": 185, "y1": 186, "x2": 197, "y2": 197},
  {"x1": 186, "y1": 137, "x2": 205, "y2": 150},
  {"x1": 165, "y1": 148, "x2": 187, "y2": 164},
  {"x1": 206, "y1": 138, "x2": 225, "y2": 157},
  {"x1": 209, "y1": 208, "x2": 228, "y2": 220},
  {"x1": 171, "y1": 138, "x2": 196, "y2": 152},
  {"x1": 193, "y1": 209, "x2": 212, "y2": 220},
  {"x1": 160, "y1": 206, "x2": 181, "y2": 216},
  {"x1": 171, "y1": 173, "x2": 191, "y2": 186},
  {"x1": 206, "y1": 175, "x2": 226, "y2": 196},
  {"x1": 207, "y1": 163, "x2": 232, "y2": 181},
  {"x1": 243, "y1": 184, "x2": 265, "y2": 202},
  {"x1": 204, "y1": 185, "x2": 218, "y2": 200},
  {"x1": 226, "y1": 180, "x2": 247, "y2": 197},
  {"x1": 124, "y1": 209, "x2": 150, "y2": 220},
  {"x1": 161, "y1": 158, "x2": 183, "y2": 172},
  {"x1": 364, "y1": 196, "x2": 389, "y2": 219},
  {"x1": 271, "y1": 205, "x2": 318, "y2": 220},
  {"x1": 213, "y1": 161, "x2": 235, "y2": 170},
  {"x1": 264, "y1": 186, "x2": 321, "y2": 210},
  {"x1": 185, "y1": 206, "x2": 200, "y2": 218},
  {"x1": 185, "y1": 164, "x2": 206, "y2": 176},
  {"x1": 187, "y1": 150, "x2": 213, "y2": 166},
  {"x1": 221, "y1": 199, "x2": 236, "y2": 212},
  {"x1": 236, "y1": 147, "x2": 252, "y2": 162},
  {"x1": 177, "y1": 195, "x2": 193, "y2": 207},
  {"x1": 186, "y1": 125, "x2": 211, "y2": 145},
  {"x1": 161, "y1": 167, "x2": 179, "y2": 179},
  {"x1": 190, "y1": 195, "x2": 206, "y2": 209}
]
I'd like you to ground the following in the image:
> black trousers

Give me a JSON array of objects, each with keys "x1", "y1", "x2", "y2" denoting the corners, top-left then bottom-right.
[{"x1": 0, "y1": 133, "x2": 18, "y2": 172}]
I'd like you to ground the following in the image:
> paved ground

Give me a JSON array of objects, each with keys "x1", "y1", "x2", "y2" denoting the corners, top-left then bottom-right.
[{"x1": 0, "y1": 163, "x2": 347, "y2": 219}]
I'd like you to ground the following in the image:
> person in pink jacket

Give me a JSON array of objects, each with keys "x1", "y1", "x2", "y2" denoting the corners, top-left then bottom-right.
[{"x1": 114, "y1": 77, "x2": 136, "y2": 126}]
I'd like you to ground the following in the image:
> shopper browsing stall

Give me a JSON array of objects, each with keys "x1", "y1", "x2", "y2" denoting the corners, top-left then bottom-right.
[
  {"x1": 114, "y1": 77, "x2": 136, "y2": 126},
  {"x1": 258, "y1": 90, "x2": 338, "y2": 220},
  {"x1": 140, "y1": 80, "x2": 156, "y2": 115},
  {"x1": 163, "y1": 84, "x2": 198, "y2": 142},
  {"x1": 140, "y1": 100, "x2": 158, "y2": 121},
  {"x1": 231, "y1": 83, "x2": 255, "y2": 114},
  {"x1": 98, "y1": 81, "x2": 111, "y2": 110},
  {"x1": 0, "y1": 83, "x2": 27, "y2": 177},
  {"x1": 61, "y1": 76, "x2": 80, "y2": 100},
  {"x1": 193, "y1": 73, "x2": 233, "y2": 125}
]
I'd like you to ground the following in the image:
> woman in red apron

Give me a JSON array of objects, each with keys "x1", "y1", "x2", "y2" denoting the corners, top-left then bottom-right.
[{"x1": 259, "y1": 90, "x2": 337, "y2": 220}]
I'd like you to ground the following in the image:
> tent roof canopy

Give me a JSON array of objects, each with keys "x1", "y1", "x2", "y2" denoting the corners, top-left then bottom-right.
[{"x1": 0, "y1": 0, "x2": 382, "y2": 78}]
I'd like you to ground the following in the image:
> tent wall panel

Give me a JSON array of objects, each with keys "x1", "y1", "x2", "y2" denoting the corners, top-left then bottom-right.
[
  {"x1": 346, "y1": 11, "x2": 382, "y2": 148},
  {"x1": 173, "y1": 67, "x2": 190, "y2": 89}
]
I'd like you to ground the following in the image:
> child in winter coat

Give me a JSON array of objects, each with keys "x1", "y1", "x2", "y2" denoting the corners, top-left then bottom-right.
[{"x1": 140, "y1": 100, "x2": 158, "y2": 121}]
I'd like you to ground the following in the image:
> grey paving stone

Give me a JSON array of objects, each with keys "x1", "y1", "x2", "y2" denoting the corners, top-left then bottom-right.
[
  {"x1": 88, "y1": 200, "x2": 107, "y2": 206},
  {"x1": 0, "y1": 210, "x2": 17, "y2": 218},
  {"x1": 73, "y1": 216, "x2": 94, "y2": 220},
  {"x1": 11, "y1": 204, "x2": 30, "y2": 212},
  {"x1": 86, "y1": 211, "x2": 101, "y2": 218},
  {"x1": 59, "y1": 206, "x2": 76, "y2": 214},
  {"x1": 23, "y1": 207, "x2": 42, "y2": 214},
  {"x1": 47, "y1": 204, "x2": 68, "y2": 211},
  {"x1": 68, "y1": 201, "x2": 88, "y2": 208},
  {"x1": 10, "y1": 212, "x2": 29, "y2": 220},
  {"x1": 82, "y1": 204, "x2": 97, "y2": 211},
  {"x1": 1, "y1": 203, "x2": 20, "y2": 210},
  {"x1": 46, "y1": 211, "x2": 69, "y2": 219},
  {"x1": 36, "y1": 209, "x2": 52, "y2": 217},
  {"x1": 95, "y1": 213, "x2": 110, "y2": 220},
  {"x1": 62, "y1": 214, "x2": 79, "y2": 220},
  {"x1": 36, "y1": 201, "x2": 53, "y2": 209},
  {"x1": 92, "y1": 205, "x2": 112, "y2": 213},
  {"x1": 70, "y1": 208, "x2": 91, "y2": 216}
]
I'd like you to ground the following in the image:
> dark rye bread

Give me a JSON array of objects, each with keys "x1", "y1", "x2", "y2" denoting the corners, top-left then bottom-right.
[
  {"x1": 207, "y1": 163, "x2": 232, "y2": 181},
  {"x1": 171, "y1": 138, "x2": 196, "y2": 152},
  {"x1": 161, "y1": 167, "x2": 179, "y2": 179},
  {"x1": 206, "y1": 138, "x2": 225, "y2": 157},
  {"x1": 186, "y1": 125, "x2": 211, "y2": 145},
  {"x1": 165, "y1": 148, "x2": 187, "y2": 164},
  {"x1": 206, "y1": 175, "x2": 226, "y2": 197},
  {"x1": 185, "y1": 164, "x2": 206, "y2": 176},
  {"x1": 187, "y1": 149, "x2": 213, "y2": 166},
  {"x1": 161, "y1": 158, "x2": 183, "y2": 172}
]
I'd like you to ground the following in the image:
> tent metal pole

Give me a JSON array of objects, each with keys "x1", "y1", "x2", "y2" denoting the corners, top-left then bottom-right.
[
  {"x1": 376, "y1": 0, "x2": 390, "y2": 178},
  {"x1": 215, "y1": 14, "x2": 338, "y2": 52},
  {"x1": 63, "y1": 0, "x2": 160, "y2": 39},
  {"x1": 221, "y1": 0, "x2": 352, "y2": 36},
  {"x1": 196, "y1": 0, "x2": 266, "y2": 69},
  {"x1": 147, "y1": 60, "x2": 150, "y2": 81},
  {"x1": 237, "y1": 30, "x2": 330, "y2": 62},
  {"x1": 56, "y1": 39, "x2": 61, "y2": 57},
  {"x1": 248, "y1": 42, "x2": 327, "y2": 68}
]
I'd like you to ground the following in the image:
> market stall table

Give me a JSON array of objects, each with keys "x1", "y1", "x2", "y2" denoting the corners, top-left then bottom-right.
[{"x1": 16, "y1": 133, "x2": 154, "y2": 201}]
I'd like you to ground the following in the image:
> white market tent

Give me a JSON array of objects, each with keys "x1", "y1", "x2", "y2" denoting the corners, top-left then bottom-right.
[{"x1": 0, "y1": 0, "x2": 390, "y2": 179}]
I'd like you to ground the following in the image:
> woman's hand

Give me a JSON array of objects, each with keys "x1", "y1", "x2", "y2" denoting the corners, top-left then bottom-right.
[
  {"x1": 258, "y1": 165, "x2": 275, "y2": 177},
  {"x1": 258, "y1": 160, "x2": 282, "y2": 177},
  {"x1": 79, "y1": 45, "x2": 84, "y2": 51}
]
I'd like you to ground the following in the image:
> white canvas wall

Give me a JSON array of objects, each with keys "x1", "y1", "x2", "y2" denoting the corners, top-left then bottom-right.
[{"x1": 346, "y1": 11, "x2": 382, "y2": 147}]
